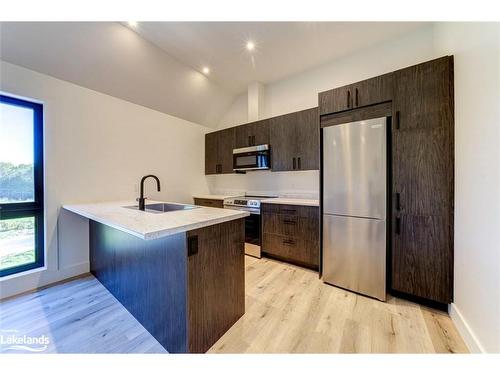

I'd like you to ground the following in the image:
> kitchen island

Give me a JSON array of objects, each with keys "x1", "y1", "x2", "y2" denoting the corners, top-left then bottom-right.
[{"x1": 63, "y1": 201, "x2": 249, "y2": 353}]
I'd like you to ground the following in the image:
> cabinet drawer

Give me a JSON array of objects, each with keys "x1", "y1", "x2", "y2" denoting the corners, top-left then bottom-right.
[
  {"x1": 262, "y1": 233, "x2": 318, "y2": 268},
  {"x1": 262, "y1": 213, "x2": 319, "y2": 241},
  {"x1": 193, "y1": 198, "x2": 224, "y2": 208},
  {"x1": 261, "y1": 203, "x2": 319, "y2": 218}
]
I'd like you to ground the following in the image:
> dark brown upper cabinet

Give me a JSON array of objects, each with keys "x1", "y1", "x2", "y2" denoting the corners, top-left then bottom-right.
[
  {"x1": 391, "y1": 56, "x2": 454, "y2": 304},
  {"x1": 269, "y1": 107, "x2": 319, "y2": 172},
  {"x1": 319, "y1": 83, "x2": 353, "y2": 114},
  {"x1": 204, "y1": 127, "x2": 235, "y2": 175},
  {"x1": 319, "y1": 73, "x2": 393, "y2": 115},
  {"x1": 234, "y1": 119, "x2": 269, "y2": 148},
  {"x1": 354, "y1": 73, "x2": 394, "y2": 108},
  {"x1": 205, "y1": 132, "x2": 218, "y2": 175}
]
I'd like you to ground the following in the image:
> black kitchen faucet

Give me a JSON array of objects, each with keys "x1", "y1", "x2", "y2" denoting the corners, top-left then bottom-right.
[{"x1": 138, "y1": 175, "x2": 161, "y2": 211}]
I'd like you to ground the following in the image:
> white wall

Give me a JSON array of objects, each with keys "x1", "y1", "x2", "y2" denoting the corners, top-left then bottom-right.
[
  {"x1": 0, "y1": 61, "x2": 211, "y2": 299},
  {"x1": 217, "y1": 93, "x2": 248, "y2": 129},
  {"x1": 433, "y1": 23, "x2": 500, "y2": 353},
  {"x1": 211, "y1": 26, "x2": 436, "y2": 197}
]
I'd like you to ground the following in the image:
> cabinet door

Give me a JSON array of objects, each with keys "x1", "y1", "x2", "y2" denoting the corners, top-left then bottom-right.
[
  {"x1": 319, "y1": 84, "x2": 353, "y2": 115},
  {"x1": 391, "y1": 56, "x2": 454, "y2": 303},
  {"x1": 269, "y1": 113, "x2": 296, "y2": 171},
  {"x1": 392, "y1": 214, "x2": 452, "y2": 303},
  {"x1": 252, "y1": 119, "x2": 270, "y2": 146},
  {"x1": 394, "y1": 57, "x2": 452, "y2": 132},
  {"x1": 205, "y1": 132, "x2": 218, "y2": 175},
  {"x1": 295, "y1": 107, "x2": 319, "y2": 170},
  {"x1": 217, "y1": 127, "x2": 235, "y2": 174},
  {"x1": 352, "y1": 73, "x2": 393, "y2": 108},
  {"x1": 234, "y1": 123, "x2": 253, "y2": 148},
  {"x1": 235, "y1": 120, "x2": 270, "y2": 148},
  {"x1": 393, "y1": 57, "x2": 453, "y2": 216},
  {"x1": 393, "y1": 127, "x2": 450, "y2": 216}
]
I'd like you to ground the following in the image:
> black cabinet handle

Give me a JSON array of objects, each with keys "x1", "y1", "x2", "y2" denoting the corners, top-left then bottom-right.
[
  {"x1": 395, "y1": 217, "x2": 401, "y2": 235},
  {"x1": 347, "y1": 90, "x2": 351, "y2": 108},
  {"x1": 395, "y1": 111, "x2": 400, "y2": 130},
  {"x1": 281, "y1": 208, "x2": 297, "y2": 214},
  {"x1": 355, "y1": 88, "x2": 359, "y2": 107},
  {"x1": 297, "y1": 157, "x2": 301, "y2": 170},
  {"x1": 283, "y1": 239, "x2": 296, "y2": 246},
  {"x1": 292, "y1": 157, "x2": 296, "y2": 170},
  {"x1": 396, "y1": 192, "x2": 401, "y2": 211},
  {"x1": 252, "y1": 135, "x2": 255, "y2": 145},
  {"x1": 248, "y1": 135, "x2": 252, "y2": 146},
  {"x1": 188, "y1": 235, "x2": 198, "y2": 256},
  {"x1": 283, "y1": 220, "x2": 296, "y2": 225}
]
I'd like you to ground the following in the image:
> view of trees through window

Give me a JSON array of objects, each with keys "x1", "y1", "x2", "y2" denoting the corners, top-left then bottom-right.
[
  {"x1": 0, "y1": 99, "x2": 38, "y2": 273},
  {"x1": 0, "y1": 162, "x2": 34, "y2": 203}
]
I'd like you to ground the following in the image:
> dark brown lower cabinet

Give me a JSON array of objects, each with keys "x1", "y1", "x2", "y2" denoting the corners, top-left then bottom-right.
[
  {"x1": 193, "y1": 198, "x2": 224, "y2": 208},
  {"x1": 89, "y1": 218, "x2": 245, "y2": 353},
  {"x1": 392, "y1": 214, "x2": 452, "y2": 304},
  {"x1": 187, "y1": 219, "x2": 245, "y2": 353},
  {"x1": 261, "y1": 203, "x2": 319, "y2": 269}
]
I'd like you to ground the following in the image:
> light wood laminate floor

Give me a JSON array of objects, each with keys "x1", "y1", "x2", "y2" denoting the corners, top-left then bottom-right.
[
  {"x1": 0, "y1": 256, "x2": 468, "y2": 354},
  {"x1": 0, "y1": 275, "x2": 166, "y2": 354},
  {"x1": 209, "y1": 256, "x2": 468, "y2": 353}
]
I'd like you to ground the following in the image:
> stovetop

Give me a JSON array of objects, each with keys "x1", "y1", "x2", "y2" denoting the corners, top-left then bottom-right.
[{"x1": 223, "y1": 195, "x2": 277, "y2": 208}]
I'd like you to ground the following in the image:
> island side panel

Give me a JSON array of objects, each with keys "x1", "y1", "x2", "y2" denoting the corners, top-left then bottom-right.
[
  {"x1": 89, "y1": 220, "x2": 188, "y2": 353},
  {"x1": 187, "y1": 218, "x2": 245, "y2": 353}
]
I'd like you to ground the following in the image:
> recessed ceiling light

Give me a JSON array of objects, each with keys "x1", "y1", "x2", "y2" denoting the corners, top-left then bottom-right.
[
  {"x1": 128, "y1": 21, "x2": 138, "y2": 28},
  {"x1": 202, "y1": 67, "x2": 210, "y2": 75},
  {"x1": 246, "y1": 41, "x2": 255, "y2": 51}
]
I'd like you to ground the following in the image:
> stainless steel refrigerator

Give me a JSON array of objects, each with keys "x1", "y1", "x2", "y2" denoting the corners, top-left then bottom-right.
[{"x1": 322, "y1": 117, "x2": 387, "y2": 301}]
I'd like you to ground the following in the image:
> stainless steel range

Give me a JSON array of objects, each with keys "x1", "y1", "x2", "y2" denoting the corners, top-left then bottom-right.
[{"x1": 223, "y1": 195, "x2": 277, "y2": 258}]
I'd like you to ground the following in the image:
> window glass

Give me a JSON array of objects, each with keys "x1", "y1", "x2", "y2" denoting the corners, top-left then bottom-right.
[
  {"x1": 0, "y1": 102, "x2": 35, "y2": 203},
  {"x1": 0, "y1": 216, "x2": 36, "y2": 271}
]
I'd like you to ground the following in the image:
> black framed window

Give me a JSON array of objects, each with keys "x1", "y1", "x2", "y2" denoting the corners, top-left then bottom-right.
[{"x1": 0, "y1": 94, "x2": 44, "y2": 277}]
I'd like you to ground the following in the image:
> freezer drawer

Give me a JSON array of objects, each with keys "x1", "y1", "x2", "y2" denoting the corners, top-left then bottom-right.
[
  {"x1": 322, "y1": 117, "x2": 387, "y2": 219},
  {"x1": 322, "y1": 214, "x2": 386, "y2": 301}
]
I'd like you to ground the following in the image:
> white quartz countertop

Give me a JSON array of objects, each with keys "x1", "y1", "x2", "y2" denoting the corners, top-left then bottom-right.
[
  {"x1": 63, "y1": 200, "x2": 249, "y2": 240},
  {"x1": 192, "y1": 194, "x2": 241, "y2": 200},
  {"x1": 260, "y1": 198, "x2": 320, "y2": 206}
]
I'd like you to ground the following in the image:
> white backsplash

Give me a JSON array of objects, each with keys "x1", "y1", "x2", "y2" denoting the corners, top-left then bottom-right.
[{"x1": 206, "y1": 170, "x2": 319, "y2": 199}]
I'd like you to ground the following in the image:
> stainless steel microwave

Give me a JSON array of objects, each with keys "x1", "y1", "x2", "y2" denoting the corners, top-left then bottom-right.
[{"x1": 233, "y1": 145, "x2": 271, "y2": 171}]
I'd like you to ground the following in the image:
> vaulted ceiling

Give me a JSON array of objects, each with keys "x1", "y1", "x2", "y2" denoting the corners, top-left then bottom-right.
[
  {"x1": 134, "y1": 22, "x2": 427, "y2": 94},
  {"x1": 0, "y1": 22, "x2": 429, "y2": 127}
]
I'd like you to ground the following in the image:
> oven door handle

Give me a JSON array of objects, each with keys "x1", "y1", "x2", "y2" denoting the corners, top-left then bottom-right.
[{"x1": 223, "y1": 205, "x2": 261, "y2": 215}]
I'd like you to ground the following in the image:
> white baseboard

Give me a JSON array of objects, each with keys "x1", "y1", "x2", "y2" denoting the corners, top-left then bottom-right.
[
  {"x1": 449, "y1": 303, "x2": 485, "y2": 353},
  {"x1": 0, "y1": 261, "x2": 89, "y2": 300}
]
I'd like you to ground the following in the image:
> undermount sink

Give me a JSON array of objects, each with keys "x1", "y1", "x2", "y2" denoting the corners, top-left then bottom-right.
[{"x1": 124, "y1": 202, "x2": 199, "y2": 213}]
